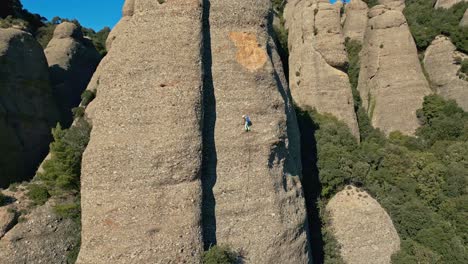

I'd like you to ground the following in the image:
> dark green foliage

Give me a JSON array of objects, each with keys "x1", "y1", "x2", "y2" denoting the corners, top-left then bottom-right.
[
  {"x1": 404, "y1": 1, "x2": 468, "y2": 53},
  {"x1": 26, "y1": 184, "x2": 50, "y2": 205},
  {"x1": 301, "y1": 95, "x2": 468, "y2": 264},
  {"x1": 72, "y1": 107, "x2": 85, "y2": 119},
  {"x1": 203, "y1": 245, "x2": 238, "y2": 264},
  {"x1": 53, "y1": 201, "x2": 80, "y2": 221},
  {"x1": 345, "y1": 38, "x2": 378, "y2": 141},
  {"x1": 460, "y1": 59, "x2": 468, "y2": 75},
  {"x1": 272, "y1": 0, "x2": 289, "y2": 56},
  {"x1": 80, "y1": 90, "x2": 96, "y2": 107},
  {"x1": 38, "y1": 119, "x2": 91, "y2": 193},
  {"x1": 416, "y1": 95, "x2": 468, "y2": 146}
]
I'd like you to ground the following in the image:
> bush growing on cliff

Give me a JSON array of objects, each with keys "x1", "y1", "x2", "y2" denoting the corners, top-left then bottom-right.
[
  {"x1": 26, "y1": 184, "x2": 50, "y2": 205},
  {"x1": 203, "y1": 245, "x2": 238, "y2": 264},
  {"x1": 404, "y1": 1, "x2": 468, "y2": 53},
  {"x1": 38, "y1": 119, "x2": 91, "y2": 193},
  {"x1": 298, "y1": 95, "x2": 468, "y2": 263}
]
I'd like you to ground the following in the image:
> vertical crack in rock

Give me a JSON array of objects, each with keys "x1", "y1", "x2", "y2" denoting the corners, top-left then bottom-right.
[
  {"x1": 201, "y1": 0, "x2": 218, "y2": 250},
  {"x1": 206, "y1": 0, "x2": 311, "y2": 263},
  {"x1": 76, "y1": 1, "x2": 205, "y2": 262},
  {"x1": 358, "y1": 5, "x2": 431, "y2": 135}
]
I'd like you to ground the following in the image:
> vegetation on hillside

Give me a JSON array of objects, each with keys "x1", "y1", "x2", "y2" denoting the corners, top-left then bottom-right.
[
  {"x1": 298, "y1": 94, "x2": 468, "y2": 263},
  {"x1": 404, "y1": 0, "x2": 468, "y2": 53},
  {"x1": 0, "y1": 0, "x2": 110, "y2": 55}
]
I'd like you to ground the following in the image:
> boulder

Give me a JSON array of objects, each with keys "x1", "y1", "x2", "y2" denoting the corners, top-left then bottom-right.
[
  {"x1": 424, "y1": 36, "x2": 468, "y2": 110},
  {"x1": 343, "y1": 0, "x2": 368, "y2": 42},
  {"x1": 460, "y1": 9, "x2": 468, "y2": 27},
  {"x1": 76, "y1": 0, "x2": 205, "y2": 262},
  {"x1": 357, "y1": 6, "x2": 431, "y2": 135},
  {"x1": 45, "y1": 22, "x2": 101, "y2": 127},
  {"x1": 0, "y1": 28, "x2": 59, "y2": 188},
  {"x1": 326, "y1": 186, "x2": 400, "y2": 264},
  {"x1": 205, "y1": 0, "x2": 310, "y2": 263},
  {"x1": 0, "y1": 201, "x2": 77, "y2": 264},
  {"x1": 434, "y1": 0, "x2": 466, "y2": 9},
  {"x1": 285, "y1": 0, "x2": 360, "y2": 139}
]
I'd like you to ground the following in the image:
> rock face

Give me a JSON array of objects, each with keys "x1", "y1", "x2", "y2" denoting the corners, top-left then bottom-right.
[
  {"x1": 326, "y1": 186, "x2": 400, "y2": 264},
  {"x1": 358, "y1": 6, "x2": 431, "y2": 135},
  {"x1": 76, "y1": 0, "x2": 204, "y2": 262},
  {"x1": 0, "y1": 200, "x2": 77, "y2": 264},
  {"x1": 343, "y1": 0, "x2": 368, "y2": 42},
  {"x1": 285, "y1": 0, "x2": 360, "y2": 139},
  {"x1": 45, "y1": 22, "x2": 101, "y2": 126},
  {"x1": 205, "y1": 0, "x2": 310, "y2": 263},
  {"x1": 424, "y1": 36, "x2": 468, "y2": 110},
  {"x1": 378, "y1": 0, "x2": 405, "y2": 10},
  {"x1": 0, "y1": 28, "x2": 59, "y2": 188},
  {"x1": 460, "y1": 9, "x2": 468, "y2": 27},
  {"x1": 435, "y1": 0, "x2": 466, "y2": 9}
]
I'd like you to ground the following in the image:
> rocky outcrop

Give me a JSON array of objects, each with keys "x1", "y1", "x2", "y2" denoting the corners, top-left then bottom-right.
[
  {"x1": 205, "y1": 0, "x2": 310, "y2": 263},
  {"x1": 378, "y1": 0, "x2": 405, "y2": 10},
  {"x1": 45, "y1": 22, "x2": 101, "y2": 127},
  {"x1": 0, "y1": 28, "x2": 59, "y2": 188},
  {"x1": 434, "y1": 0, "x2": 466, "y2": 9},
  {"x1": 285, "y1": 0, "x2": 360, "y2": 139},
  {"x1": 358, "y1": 6, "x2": 431, "y2": 135},
  {"x1": 0, "y1": 198, "x2": 77, "y2": 264},
  {"x1": 424, "y1": 36, "x2": 468, "y2": 110},
  {"x1": 343, "y1": 0, "x2": 368, "y2": 42},
  {"x1": 76, "y1": 0, "x2": 204, "y2": 262},
  {"x1": 326, "y1": 186, "x2": 400, "y2": 264},
  {"x1": 460, "y1": 9, "x2": 468, "y2": 27}
]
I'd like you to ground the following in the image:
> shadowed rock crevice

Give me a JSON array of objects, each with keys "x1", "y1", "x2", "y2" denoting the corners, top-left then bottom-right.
[
  {"x1": 295, "y1": 109, "x2": 324, "y2": 264},
  {"x1": 201, "y1": 0, "x2": 218, "y2": 250}
]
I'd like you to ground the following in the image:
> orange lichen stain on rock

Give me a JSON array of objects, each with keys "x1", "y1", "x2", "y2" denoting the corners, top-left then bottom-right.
[{"x1": 229, "y1": 32, "x2": 267, "y2": 71}]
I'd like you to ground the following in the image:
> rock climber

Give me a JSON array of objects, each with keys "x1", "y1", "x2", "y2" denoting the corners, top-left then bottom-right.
[{"x1": 242, "y1": 114, "x2": 252, "y2": 132}]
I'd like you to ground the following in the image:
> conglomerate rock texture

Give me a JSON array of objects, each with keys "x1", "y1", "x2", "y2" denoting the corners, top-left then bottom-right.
[
  {"x1": 76, "y1": 0, "x2": 204, "y2": 263},
  {"x1": 424, "y1": 36, "x2": 468, "y2": 110},
  {"x1": 284, "y1": 0, "x2": 360, "y2": 139},
  {"x1": 357, "y1": 5, "x2": 431, "y2": 135},
  {"x1": 45, "y1": 22, "x2": 101, "y2": 126},
  {"x1": 204, "y1": 0, "x2": 310, "y2": 263},
  {"x1": 343, "y1": 0, "x2": 368, "y2": 43},
  {"x1": 326, "y1": 186, "x2": 400, "y2": 264},
  {"x1": 77, "y1": 0, "x2": 311, "y2": 263},
  {"x1": 0, "y1": 28, "x2": 58, "y2": 188},
  {"x1": 434, "y1": 0, "x2": 466, "y2": 9}
]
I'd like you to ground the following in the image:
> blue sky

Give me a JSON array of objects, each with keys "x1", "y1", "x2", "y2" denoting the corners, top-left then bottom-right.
[{"x1": 22, "y1": 0, "x2": 125, "y2": 30}]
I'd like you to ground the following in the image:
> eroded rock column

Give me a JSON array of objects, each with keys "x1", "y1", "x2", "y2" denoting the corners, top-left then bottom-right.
[
  {"x1": 357, "y1": 5, "x2": 431, "y2": 135},
  {"x1": 77, "y1": 0, "x2": 204, "y2": 262},
  {"x1": 284, "y1": 0, "x2": 360, "y2": 139},
  {"x1": 45, "y1": 22, "x2": 101, "y2": 126},
  {"x1": 206, "y1": 0, "x2": 310, "y2": 262},
  {"x1": 424, "y1": 36, "x2": 468, "y2": 110},
  {"x1": 0, "y1": 28, "x2": 59, "y2": 187}
]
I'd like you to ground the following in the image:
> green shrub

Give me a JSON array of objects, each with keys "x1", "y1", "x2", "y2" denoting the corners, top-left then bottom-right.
[
  {"x1": 460, "y1": 59, "x2": 468, "y2": 75},
  {"x1": 26, "y1": 184, "x2": 50, "y2": 205},
  {"x1": 38, "y1": 119, "x2": 91, "y2": 193},
  {"x1": 80, "y1": 90, "x2": 96, "y2": 107},
  {"x1": 54, "y1": 201, "x2": 80, "y2": 220},
  {"x1": 404, "y1": 1, "x2": 468, "y2": 53},
  {"x1": 203, "y1": 245, "x2": 238, "y2": 264},
  {"x1": 72, "y1": 107, "x2": 85, "y2": 119},
  {"x1": 362, "y1": 0, "x2": 379, "y2": 8}
]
